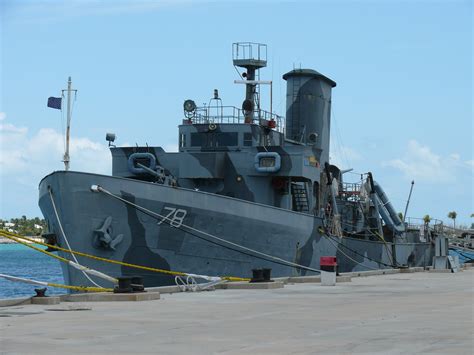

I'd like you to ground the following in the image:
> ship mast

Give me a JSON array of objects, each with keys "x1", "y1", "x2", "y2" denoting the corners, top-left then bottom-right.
[
  {"x1": 62, "y1": 76, "x2": 76, "y2": 171},
  {"x1": 232, "y1": 43, "x2": 268, "y2": 123}
]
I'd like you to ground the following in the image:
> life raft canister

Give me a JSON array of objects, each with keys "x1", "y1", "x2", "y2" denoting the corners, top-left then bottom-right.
[
  {"x1": 254, "y1": 152, "x2": 281, "y2": 173},
  {"x1": 127, "y1": 152, "x2": 157, "y2": 175}
]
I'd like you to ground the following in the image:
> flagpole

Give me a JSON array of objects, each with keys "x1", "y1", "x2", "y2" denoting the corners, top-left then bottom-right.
[{"x1": 64, "y1": 76, "x2": 72, "y2": 171}]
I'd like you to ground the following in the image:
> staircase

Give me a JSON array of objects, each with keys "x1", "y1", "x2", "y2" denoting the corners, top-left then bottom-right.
[{"x1": 291, "y1": 183, "x2": 309, "y2": 212}]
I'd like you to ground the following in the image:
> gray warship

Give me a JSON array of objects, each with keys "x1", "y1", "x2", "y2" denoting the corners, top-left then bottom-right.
[{"x1": 39, "y1": 43, "x2": 439, "y2": 288}]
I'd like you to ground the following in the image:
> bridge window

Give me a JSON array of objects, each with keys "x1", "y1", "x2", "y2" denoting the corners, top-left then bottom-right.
[
  {"x1": 216, "y1": 132, "x2": 237, "y2": 147},
  {"x1": 243, "y1": 133, "x2": 253, "y2": 146},
  {"x1": 190, "y1": 132, "x2": 238, "y2": 148},
  {"x1": 191, "y1": 133, "x2": 206, "y2": 147}
]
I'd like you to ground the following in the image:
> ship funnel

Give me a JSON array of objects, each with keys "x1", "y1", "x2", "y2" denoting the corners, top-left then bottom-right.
[{"x1": 283, "y1": 69, "x2": 336, "y2": 165}]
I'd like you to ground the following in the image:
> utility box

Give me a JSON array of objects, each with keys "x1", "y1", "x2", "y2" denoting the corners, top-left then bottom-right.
[
  {"x1": 320, "y1": 256, "x2": 337, "y2": 286},
  {"x1": 433, "y1": 236, "x2": 449, "y2": 269}
]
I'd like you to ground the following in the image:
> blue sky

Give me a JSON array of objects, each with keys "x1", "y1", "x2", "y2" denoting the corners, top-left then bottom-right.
[{"x1": 0, "y1": 0, "x2": 472, "y2": 226}]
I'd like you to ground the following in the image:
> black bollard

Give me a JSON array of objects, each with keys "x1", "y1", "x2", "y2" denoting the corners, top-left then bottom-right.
[
  {"x1": 34, "y1": 288, "x2": 47, "y2": 297},
  {"x1": 262, "y1": 268, "x2": 273, "y2": 282},
  {"x1": 250, "y1": 268, "x2": 264, "y2": 283},
  {"x1": 114, "y1": 277, "x2": 133, "y2": 293},
  {"x1": 131, "y1": 276, "x2": 145, "y2": 292}
]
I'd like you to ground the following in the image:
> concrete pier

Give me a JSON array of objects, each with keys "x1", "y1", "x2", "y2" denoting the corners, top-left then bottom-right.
[{"x1": 0, "y1": 269, "x2": 472, "y2": 354}]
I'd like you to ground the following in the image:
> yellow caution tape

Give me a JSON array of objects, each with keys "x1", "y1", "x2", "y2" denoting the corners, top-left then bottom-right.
[
  {"x1": 0, "y1": 231, "x2": 249, "y2": 282},
  {"x1": 47, "y1": 283, "x2": 113, "y2": 293}
]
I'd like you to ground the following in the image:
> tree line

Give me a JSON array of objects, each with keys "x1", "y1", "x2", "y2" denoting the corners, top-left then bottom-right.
[{"x1": 0, "y1": 216, "x2": 47, "y2": 236}]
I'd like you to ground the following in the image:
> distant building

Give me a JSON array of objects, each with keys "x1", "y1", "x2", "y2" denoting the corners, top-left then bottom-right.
[
  {"x1": 4, "y1": 222, "x2": 15, "y2": 227},
  {"x1": 34, "y1": 224, "x2": 43, "y2": 229}
]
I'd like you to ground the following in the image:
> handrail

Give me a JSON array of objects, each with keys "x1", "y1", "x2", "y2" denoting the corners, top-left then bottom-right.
[{"x1": 188, "y1": 105, "x2": 285, "y2": 133}]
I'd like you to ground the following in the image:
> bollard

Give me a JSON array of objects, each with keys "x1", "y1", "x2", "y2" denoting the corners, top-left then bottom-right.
[
  {"x1": 250, "y1": 268, "x2": 273, "y2": 283},
  {"x1": 34, "y1": 288, "x2": 47, "y2": 297},
  {"x1": 320, "y1": 256, "x2": 337, "y2": 286},
  {"x1": 114, "y1": 277, "x2": 133, "y2": 293},
  {"x1": 131, "y1": 276, "x2": 145, "y2": 292},
  {"x1": 262, "y1": 268, "x2": 272, "y2": 282},
  {"x1": 250, "y1": 269, "x2": 264, "y2": 283}
]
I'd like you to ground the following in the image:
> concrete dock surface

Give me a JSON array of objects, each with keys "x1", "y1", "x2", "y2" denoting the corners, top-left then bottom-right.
[{"x1": 0, "y1": 269, "x2": 473, "y2": 354}]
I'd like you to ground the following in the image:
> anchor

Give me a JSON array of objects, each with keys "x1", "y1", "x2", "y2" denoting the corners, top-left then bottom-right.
[{"x1": 93, "y1": 216, "x2": 123, "y2": 250}]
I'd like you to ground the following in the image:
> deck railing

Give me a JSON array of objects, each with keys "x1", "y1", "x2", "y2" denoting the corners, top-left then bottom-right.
[{"x1": 188, "y1": 105, "x2": 284, "y2": 133}]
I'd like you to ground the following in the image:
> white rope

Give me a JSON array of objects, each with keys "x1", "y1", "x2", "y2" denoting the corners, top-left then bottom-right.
[
  {"x1": 175, "y1": 275, "x2": 224, "y2": 292},
  {"x1": 186, "y1": 273, "x2": 221, "y2": 282},
  {"x1": 94, "y1": 185, "x2": 322, "y2": 274},
  {"x1": 49, "y1": 188, "x2": 105, "y2": 288},
  {"x1": 68, "y1": 261, "x2": 118, "y2": 283},
  {"x1": 0, "y1": 273, "x2": 48, "y2": 286}
]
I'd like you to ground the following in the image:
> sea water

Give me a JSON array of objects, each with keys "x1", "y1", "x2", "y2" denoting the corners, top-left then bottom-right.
[{"x1": 0, "y1": 243, "x2": 64, "y2": 299}]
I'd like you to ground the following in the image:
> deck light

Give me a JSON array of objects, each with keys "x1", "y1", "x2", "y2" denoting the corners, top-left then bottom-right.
[{"x1": 106, "y1": 133, "x2": 116, "y2": 147}]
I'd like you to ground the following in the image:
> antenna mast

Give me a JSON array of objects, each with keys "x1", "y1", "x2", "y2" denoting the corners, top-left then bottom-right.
[
  {"x1": 403, "y1": 180, "x2": 415, "y2": 223},
  {"x1": 232, "y1": 42, "x2": 267, "y2": 123},
  {"x1": 62, "y1": 76, "x2": 76, "y2": 171}
]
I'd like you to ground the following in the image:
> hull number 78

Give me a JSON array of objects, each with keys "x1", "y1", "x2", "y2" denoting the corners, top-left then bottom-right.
[{"x1": 157, "y1": 207, "x2": 187, "y2": 227}]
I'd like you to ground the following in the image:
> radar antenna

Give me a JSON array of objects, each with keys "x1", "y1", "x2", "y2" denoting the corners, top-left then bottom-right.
[{"x1": 232, "y1": 42, "x2": 268, "y2": 123}]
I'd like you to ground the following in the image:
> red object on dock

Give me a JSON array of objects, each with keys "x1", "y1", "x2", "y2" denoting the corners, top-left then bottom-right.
[{"x1": 320, "y1": 256, "x2": 337, "y2": 266}]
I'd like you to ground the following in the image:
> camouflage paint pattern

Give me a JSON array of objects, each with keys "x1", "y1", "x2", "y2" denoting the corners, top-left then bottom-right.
[{"x1": 38, "y1": 65, "x2": 435, "y2": 289}]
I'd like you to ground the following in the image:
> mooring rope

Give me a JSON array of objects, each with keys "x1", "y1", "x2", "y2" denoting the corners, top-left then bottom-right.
[
  {"x1": 93, "y1": 184, "x2": 322, "y2": 274},
  {"x1": 48, "y1": 188, "x2": 105, "y2": 288},
  {"x1": 321, "y1": 231, "x2": 396, "y2": 269},
  {"x1": 0, "y1": 273, "x2": 113, "y2": 293},
  {"x1": 0, "y1": 232, "x2": 118, "y2": 284},
  {"x1": 0, "y1": 231, "x2": 245, "y2": 282},
  {"x1": 323, "y1": 234, "x2": 380, "y2": 271}
]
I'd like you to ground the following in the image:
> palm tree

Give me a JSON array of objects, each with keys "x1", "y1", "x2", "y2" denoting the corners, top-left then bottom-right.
[
  {"x1": 447, "y1": 211, "x2": 457, "y2": 229},
  {"x1": 423, "y1": 214, "x2": 431, "y2": 224}
]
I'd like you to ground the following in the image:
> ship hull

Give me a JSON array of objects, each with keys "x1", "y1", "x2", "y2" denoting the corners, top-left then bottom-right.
[{"x1": 39, "y1": 171, "x2": 433, "y2": 289}]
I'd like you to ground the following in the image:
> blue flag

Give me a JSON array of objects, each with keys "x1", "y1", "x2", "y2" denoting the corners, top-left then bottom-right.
[{"x1": 47, "y1": 97, "x2": 62, "y2": 110}]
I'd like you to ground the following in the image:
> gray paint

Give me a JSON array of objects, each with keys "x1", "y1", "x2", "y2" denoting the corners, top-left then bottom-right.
[
  {"x1": 283, "y1": 69, "x2": 336, "y2": 167},
  {"x1": 38, "y1": 57, "x2": 438, "y2": 289}
]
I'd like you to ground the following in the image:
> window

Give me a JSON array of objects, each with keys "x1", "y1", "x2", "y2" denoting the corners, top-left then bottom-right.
[
  {"x1": 179, "y1": 133, "x2": 186, "y2": 148},
  {"x1": 216, "y1": 132, "x2": 238, "y2": 147},
  {"x1": 259, "y1": 157, "x2": 276, "y2": 167},
  {"x1": 190, "y1": 132, "x2": 238, "y2": 148},
  {"x1": 243, "y1": 132, "x2": 253, "y2": 146},
  {"x1": 191, "y1": 133, "x2": 207, "y2": 147}
]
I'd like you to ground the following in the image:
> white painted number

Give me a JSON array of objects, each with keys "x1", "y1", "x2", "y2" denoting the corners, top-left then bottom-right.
[{"x1": 157, "y1": 207, "x2": 187, "y2": 228}]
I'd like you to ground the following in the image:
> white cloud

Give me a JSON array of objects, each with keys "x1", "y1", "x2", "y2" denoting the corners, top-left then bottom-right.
[
  {"x1": 0, "y1": 122, "x2": 27, "y2": 135},
  {"x1": 329, "y1": 143, "x2": 361, "y2": 169},
  {"x1": 0, "y1": 112, "x2": 6, "y2": 121},
  {"x1": 384, "y1": 140, "x2": 471, "y2": 183},
  {"x1": 449, "y1": 153, "x2": 460, "y2": 161},
  {"x1": 0, "y1": 119, "x2": 111, "y2": 185}
]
